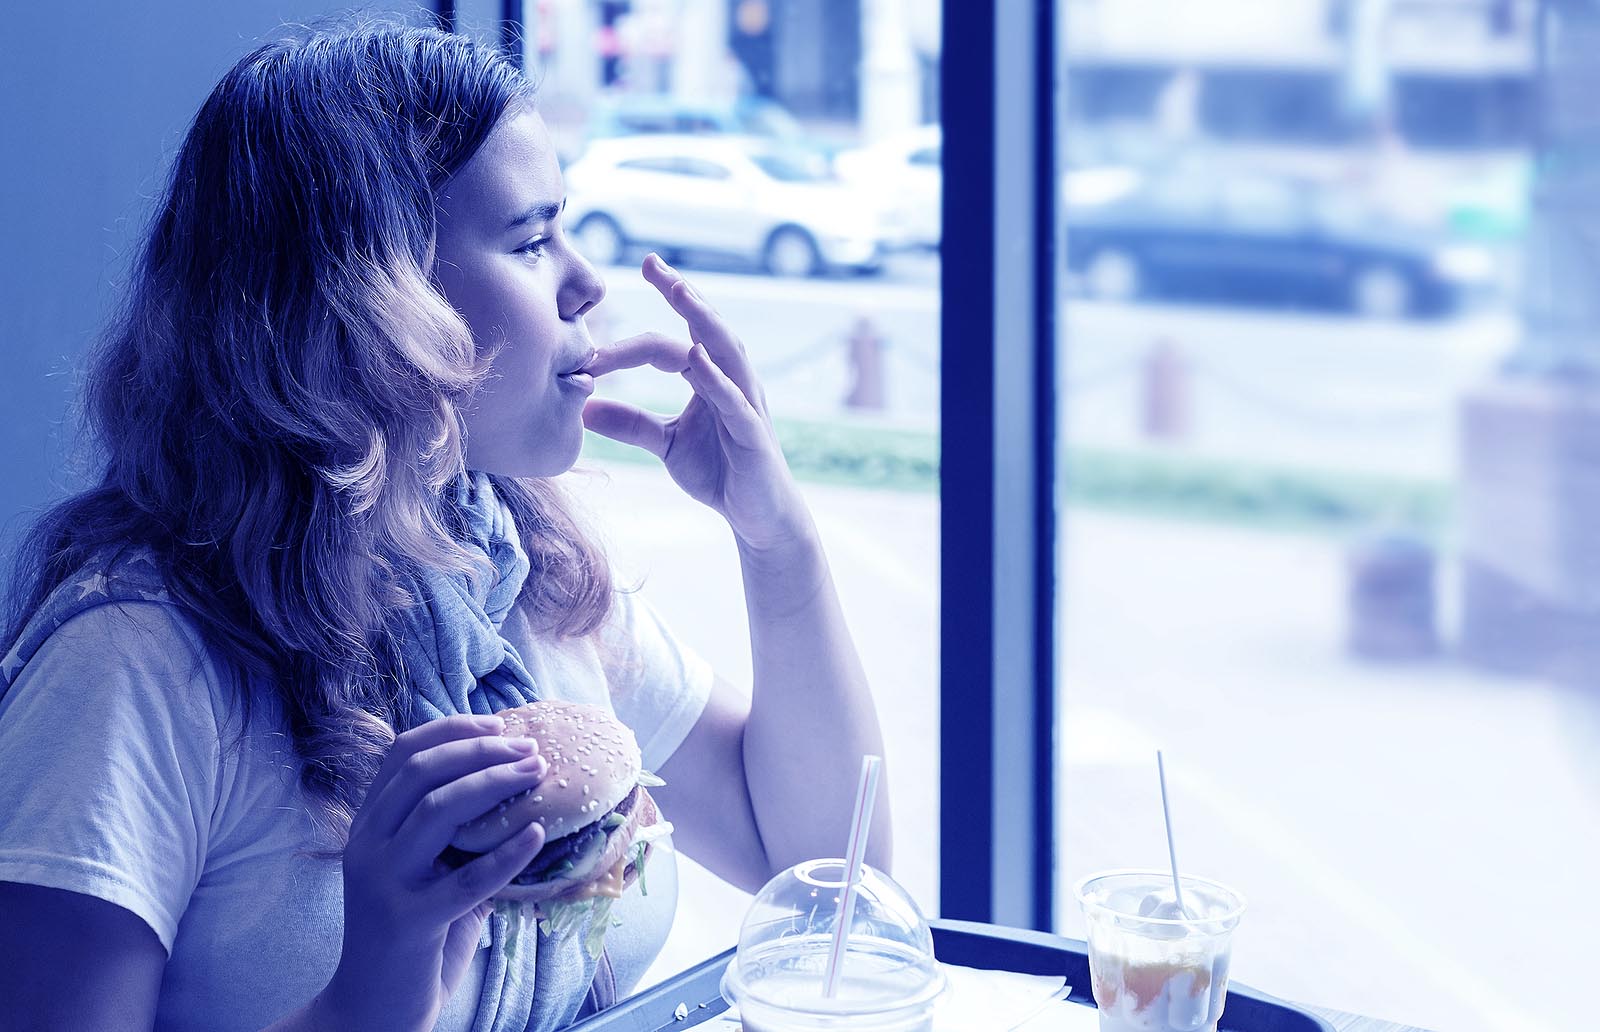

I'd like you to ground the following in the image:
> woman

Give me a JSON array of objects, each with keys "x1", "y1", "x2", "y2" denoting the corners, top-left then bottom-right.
[{"x1": 0, "y1": 20, "x2": 889, "y2": 1032}]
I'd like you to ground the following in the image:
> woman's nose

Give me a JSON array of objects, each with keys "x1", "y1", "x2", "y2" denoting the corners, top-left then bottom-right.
[{"x1": 561, "y1": 250, "x2": 606, "y2": 321}]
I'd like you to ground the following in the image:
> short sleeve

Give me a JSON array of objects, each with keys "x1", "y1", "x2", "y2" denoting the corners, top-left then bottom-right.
[
  {"x1": 596, "y1": 589, "x2": 714, "y2": 773},
  {"x1": 0, "y1": 602, "x2": 224, "y2": 955}
]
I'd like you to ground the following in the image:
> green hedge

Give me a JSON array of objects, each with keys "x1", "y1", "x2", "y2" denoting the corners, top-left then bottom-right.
[
  {"x1": 581, "y1": 419, "x2": 1450, "y2": 535},
  {"x1": 1062, "y1": 450, "x2": 1450, "y2": 534}
]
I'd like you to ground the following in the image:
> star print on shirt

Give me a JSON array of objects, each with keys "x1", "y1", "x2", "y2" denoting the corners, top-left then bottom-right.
[
  {"x1": 0, "y1": 645, "x2": 22, "y2": 683},
  {"x1": 73, "y1": 573, "x2": 110, "y2": 601}
]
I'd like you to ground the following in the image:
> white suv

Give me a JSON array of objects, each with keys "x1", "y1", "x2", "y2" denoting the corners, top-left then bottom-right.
[{"x1": 562, "y1": 135, "x2": 901, "y2": 277}]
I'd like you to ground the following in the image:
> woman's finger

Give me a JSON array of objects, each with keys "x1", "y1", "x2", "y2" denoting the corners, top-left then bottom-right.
[
  {"x1": 362, "y1": 733, "x2": 540, "y2": 841},
  {"x1": 641, "y1": 255, "x2": 761, "y2": 407},
  {"x1": 424, "y1": 820, "x2": 547, "y2": 920},
  {"x1": 357, "y1": 715, "x2": 504, "y2": 833},
  {"x1": 581, "y1": 398, "x2": 672, "y2": 458},
  {"x1": 682, "y1": 343, "x2": 770, "y2": 452},
  {"x1": 584, "y1": 332, "x2": 691, "y2": 377},
  {"x1": 389, "y1": 753, "x2": 551, "y2": 877}
]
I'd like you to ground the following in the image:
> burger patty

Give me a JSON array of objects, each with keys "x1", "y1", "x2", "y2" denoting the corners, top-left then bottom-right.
[{"x1": 439, "y1": 785, "x2": 645, "y2": 886}]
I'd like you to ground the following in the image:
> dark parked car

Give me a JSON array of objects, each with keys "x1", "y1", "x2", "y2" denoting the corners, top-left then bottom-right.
[{"x1": 1065, "y1": 172, "x2": 1500, "y2": 318}]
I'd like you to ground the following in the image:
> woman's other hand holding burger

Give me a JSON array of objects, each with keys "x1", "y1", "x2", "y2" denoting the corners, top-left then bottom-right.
[{"x1": 315, "y1": 714, "x2": 550, "y2": 1032}]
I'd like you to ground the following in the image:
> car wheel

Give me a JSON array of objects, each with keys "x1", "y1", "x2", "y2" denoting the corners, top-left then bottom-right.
[
  {"x1": 573, "y1": 214, "x2": 626, "y2": 267},
  {"x1": 1083, "y1": 248, "x2": 1141, "y2": 302},
  {"x1": 763, "y1": 227, "x2": 822, "y2": 278},
  {"x1": 1350, "y1": 265, "x2": 1412, "y2": 320}
]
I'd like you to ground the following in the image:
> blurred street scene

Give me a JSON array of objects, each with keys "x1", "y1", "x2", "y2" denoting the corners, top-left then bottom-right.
[{"x1": 510, "y1": 1, "x2": 1596, "y2": 1030}]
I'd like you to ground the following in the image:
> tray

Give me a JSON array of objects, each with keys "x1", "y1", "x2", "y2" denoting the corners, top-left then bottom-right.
[{"x1": 567, "y1": 917, "x2": 1336, "y2": 1032}]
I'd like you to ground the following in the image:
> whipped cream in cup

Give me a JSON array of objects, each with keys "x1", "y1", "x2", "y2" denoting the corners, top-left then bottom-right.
[{"x1": 1074, "y1": 870, "x2": 1246, "y2": 1032}]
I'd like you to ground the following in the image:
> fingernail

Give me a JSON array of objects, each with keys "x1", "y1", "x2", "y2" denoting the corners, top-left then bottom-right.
[
  {"x1": 513, "y1": 754, "x2": 547, "y2": 774},
  {"x1": 476, "y1": 716, "x2": 505, "y2": 732},
  {"x1": 505, "y1": 737, "x2": 537, "y2": 752}
]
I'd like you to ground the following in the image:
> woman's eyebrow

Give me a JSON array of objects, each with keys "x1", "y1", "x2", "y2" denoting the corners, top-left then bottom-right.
[{"x1": 505, "y1": 198, "x2": 565, "y2": 231}]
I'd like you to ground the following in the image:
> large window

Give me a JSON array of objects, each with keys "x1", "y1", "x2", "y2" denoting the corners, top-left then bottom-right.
[
  {"x1": 1054, "y1": 2, "x2": 1590, "y2": 1031},
  {"x1": 484, "y1": 0, "x2": 944, "y2": 985}
]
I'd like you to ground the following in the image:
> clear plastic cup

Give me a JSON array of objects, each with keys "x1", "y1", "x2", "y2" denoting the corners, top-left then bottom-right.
[
  {"x1": 721, "y1": 858, "x2": 946, "y2": 1031},
  {"x1": 1074, "y1": 870, "x2": 1246, "y2": 1032}
]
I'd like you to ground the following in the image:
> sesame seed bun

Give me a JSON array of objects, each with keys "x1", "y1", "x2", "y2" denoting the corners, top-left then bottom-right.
[
  {"x1": 441, "y1": 700, "x2": 663, "y2": 906},
  {"x1": 451, "y1": 700, "x2": 642, "y2": 854}
]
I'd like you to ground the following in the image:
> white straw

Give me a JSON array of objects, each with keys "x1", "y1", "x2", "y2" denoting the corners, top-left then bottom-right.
[
  {"x1": 823, "y1": 754, "x2": 882, "y2": 999},
  {"x1": 1156, "y1": 750, "x2": 1187, "y2": 916}
]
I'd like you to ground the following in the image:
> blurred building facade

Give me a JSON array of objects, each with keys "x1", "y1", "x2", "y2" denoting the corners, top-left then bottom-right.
[
  {"x1": 1062, "y1": 0, "x2": 1534, "y2": 151},
  {"x1": 523, "y1": 0, "x2": 940, "y2": 142}
]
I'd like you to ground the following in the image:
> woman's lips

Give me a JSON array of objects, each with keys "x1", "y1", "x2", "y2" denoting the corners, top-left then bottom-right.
[
  {"x1": 567, "y1": 347, "x2": 598, "y2": 375},
  {"x1": 557, "y1": 347, "x2": 598, "y2": 395},
  {"x1": 557, "y1": 370, "x2": 595, "y2": 395}
]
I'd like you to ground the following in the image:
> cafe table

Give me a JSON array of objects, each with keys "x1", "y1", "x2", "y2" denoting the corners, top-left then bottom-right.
[{"x1": 568, "y1": 919, "x2": 1432, "y2": 1032}]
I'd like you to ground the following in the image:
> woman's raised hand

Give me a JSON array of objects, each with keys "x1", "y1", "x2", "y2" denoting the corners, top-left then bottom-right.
[
  {"x1": 581, "y1": 254, "x2": 811, "y2": 553},
  {"x1": 319, "y1": 714, "x2": 549, "y2": 1032}
]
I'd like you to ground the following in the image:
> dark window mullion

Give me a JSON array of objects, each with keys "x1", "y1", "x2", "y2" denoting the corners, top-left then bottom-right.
[{"x1": 940, "y1": 0, "x2": 1057, "y2": 930}]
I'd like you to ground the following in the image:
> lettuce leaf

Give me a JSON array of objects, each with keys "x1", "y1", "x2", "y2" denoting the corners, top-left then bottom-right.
[
  {"x1": 537, "y1": 893, "x2": 620, "y2": 961},
  {"x1": 494, "y1": 898, "x2": 533, "y2": 962},
  {"x1": 532, "y1": 820, "x2": 676, "y2": 958},
  {"x1": 510, "y1": 773, "x2": 680, "y2": 961}
]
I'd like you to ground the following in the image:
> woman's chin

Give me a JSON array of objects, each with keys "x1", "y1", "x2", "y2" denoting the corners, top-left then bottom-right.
[{"x1": 465, "y1": 431, "x2": 584, "y2": 479}]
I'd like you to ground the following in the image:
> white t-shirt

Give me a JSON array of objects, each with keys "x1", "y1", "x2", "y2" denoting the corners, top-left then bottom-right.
[{"x1": 0, "y1": 588, "x2": 713, "y2": 1032}]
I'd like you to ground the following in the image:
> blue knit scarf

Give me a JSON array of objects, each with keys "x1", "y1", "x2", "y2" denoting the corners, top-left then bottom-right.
[{"x1": 0, "y1": 471, "x2": 612, "y2": 1032}]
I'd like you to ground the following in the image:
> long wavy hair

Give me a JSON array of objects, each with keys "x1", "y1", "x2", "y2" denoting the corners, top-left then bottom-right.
[{"x1": 2, "y1": 19, "x2": 611, "y2": 848}]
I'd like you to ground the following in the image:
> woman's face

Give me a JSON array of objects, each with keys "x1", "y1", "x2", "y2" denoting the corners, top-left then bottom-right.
[{"x1": 433, "y1": 108, "x2": 606, "y2": 478}]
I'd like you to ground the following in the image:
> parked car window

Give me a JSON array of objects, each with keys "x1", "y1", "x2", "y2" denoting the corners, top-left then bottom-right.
[
  {"x1": 672, "y1": 157, "x2": 732, "y2": 180},
  {"x1": 749, "y1": 152, "x2": 832, "y2": 183},
  {"x1": 616, "y1": 157, "x2": 683, "y2": 174}
]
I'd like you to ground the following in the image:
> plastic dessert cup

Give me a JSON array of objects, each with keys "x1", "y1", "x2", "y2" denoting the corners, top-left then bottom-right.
[
  {"x1": 721, "y1": 859, "x2": 945, "y2": 1031},
  {"x1": 1074, "y1": 870, "x2": 1246, "y2": 1032}
]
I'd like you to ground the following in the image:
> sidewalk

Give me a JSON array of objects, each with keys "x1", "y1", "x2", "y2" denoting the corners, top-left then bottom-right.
[
  {"x1": 1053, "y1": 510, "x2": 1598, "y2": 1032},
  {"x1": 569, "y1": 455, "x2": 1596, "y2": 1032}
]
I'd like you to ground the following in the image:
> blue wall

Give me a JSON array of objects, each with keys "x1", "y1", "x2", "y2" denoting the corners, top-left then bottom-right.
[{"x1": 0, "y1": 2, "x2": 433, "y2": 564}]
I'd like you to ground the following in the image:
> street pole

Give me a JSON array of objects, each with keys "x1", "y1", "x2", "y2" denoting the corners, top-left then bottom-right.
[
  {"x1": 671, "y1": 0, "x2": 734, "y2": 102},
  {"x1": 1457, "y1": 0, "x2": 1600, "y2": 683},
  {"x1": 861, "y1": 0, "x2": 920, "y2": 144}
]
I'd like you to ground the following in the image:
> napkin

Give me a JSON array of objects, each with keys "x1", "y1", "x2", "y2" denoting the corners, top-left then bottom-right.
[{"x1": 932, "y1": 963, "x2": 1068, "y2": 1030}]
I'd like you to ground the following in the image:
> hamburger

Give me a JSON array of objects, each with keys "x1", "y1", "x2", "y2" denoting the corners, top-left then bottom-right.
[{"x1": 438, "y1": 701, "x2": 673, "y2": 956}]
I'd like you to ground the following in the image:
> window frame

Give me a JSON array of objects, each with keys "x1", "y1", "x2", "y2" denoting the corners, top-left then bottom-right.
[{"x1": 938, "y1": 0, "x2": 1059, "y2": 930}]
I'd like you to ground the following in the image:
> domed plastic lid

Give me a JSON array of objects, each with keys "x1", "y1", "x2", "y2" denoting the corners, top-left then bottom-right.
[{"x1": 723, "y1": 859, "x2": 944, "y2": 1020}]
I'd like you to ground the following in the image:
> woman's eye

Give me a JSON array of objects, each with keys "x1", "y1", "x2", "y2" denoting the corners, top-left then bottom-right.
[{"x1": 516, "y1": 237, "x2": 550, "y2": 259}]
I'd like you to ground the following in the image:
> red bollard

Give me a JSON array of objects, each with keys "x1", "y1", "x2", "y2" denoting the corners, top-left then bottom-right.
[
  {"x1": 845, "y1": 316, "x2": 887, "y2": 411},
  {"x1": 1141, "y1": 338, "x2": 1191, "y2": 441}
]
